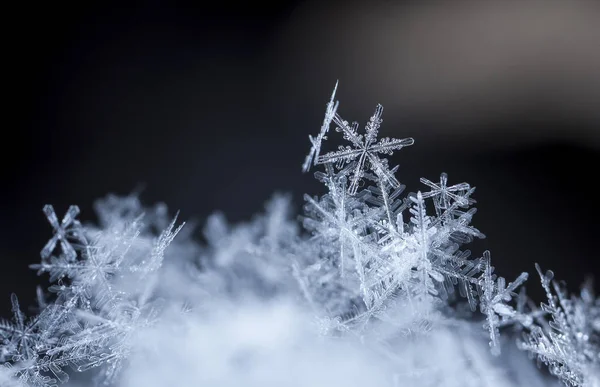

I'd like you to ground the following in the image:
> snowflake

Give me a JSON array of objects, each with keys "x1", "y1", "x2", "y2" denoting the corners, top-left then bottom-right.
[
  {"x1": 0, "y1": 295, "x2": 43, "y2": 363},
  {"x1": 40, "y1": 205, "x2": 84, "y2": 262},
  {"x1": 1, "y1": 81, "x2": 597, "y2": 387},
  {"x1": 478, "y1": 252, "x2": 529, "y2": 355},
  {"x1": 310, "y1": 100, "x2": 414, "y2": 195},
  {"x1": 420, "y1": 173, "x2": 473, "y2": 210}
]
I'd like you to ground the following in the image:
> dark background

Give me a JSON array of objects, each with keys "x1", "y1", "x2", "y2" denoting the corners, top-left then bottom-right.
[{"x1": 2, "y1": 0, "x2": 599, "y2": 313}]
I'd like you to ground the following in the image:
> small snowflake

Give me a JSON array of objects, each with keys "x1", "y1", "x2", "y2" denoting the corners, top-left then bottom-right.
[
  {"x1": 40, "y1": 205, "x2": 84, "y2": 262},
  {"x1": 0, "y1": 294, "x2": 43, "y2": 363},
  {"x1": 420, "y1": 173, "x2": 472, "y2": 209}
]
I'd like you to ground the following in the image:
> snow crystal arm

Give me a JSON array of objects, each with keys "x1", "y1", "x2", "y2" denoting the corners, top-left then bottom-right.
[
  {"x1": 367, "y1": 137, "x2": 415, "y2": 155},
  {"x1": 29, "y1": 256, "x2": 80, "y2": 282},
  {"x1": 366, "y1": 153, "x2": 402, "y2": 190},
  {"x1": 364, "y1": 170, "x2": 406, "y2": 235},
  {"x1": 331, "y1": 114, "x2": 363, "y2": 148},
  {"x1": 364, "y1": 104, "x2": 383, "y2": 145},
  {"x1": 302, "y1": 81, "x2": 339, "y2": 172},
  {"x1": 317, "y1": 146, "x2": 367, "y2": 165},
  {"x1": 130, "y1": 212, "x2": 185, "y2": 275}
]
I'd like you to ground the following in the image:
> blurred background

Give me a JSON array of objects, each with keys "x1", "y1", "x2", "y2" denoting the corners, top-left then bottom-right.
[{"x1": 2, "y1": 0, "x2": 599, "y2": 312}]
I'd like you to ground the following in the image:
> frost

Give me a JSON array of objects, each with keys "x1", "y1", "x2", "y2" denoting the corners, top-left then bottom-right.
[
  {"x1": 517, "y1": 265, "x2": 600, "y2": 387},
  {"x1": 298, "y1": 91, "x2": 525, "y2": 346},
  {"x1": 0, "y1": 83, "x2": 595, "y2": 386},
  {"x1": 3, "y1": 198, "x2": 185, "y2": 386}
]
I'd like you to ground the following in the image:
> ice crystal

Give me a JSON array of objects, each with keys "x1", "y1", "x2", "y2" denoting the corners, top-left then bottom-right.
[
  {"x1": 518, "y1": 265, "x2": 600, "y2": 386},
  {"x1": 308, "y1": 96, "x2": 415, "y2": 195},
  {"x1": 1, "y1": 82, "x2": 597, "y2": 386},
  {"x1": 40, "y1": 205, "x2": 84, "y2": 262},
  {"x1": 479, "y1": 252, "x2": 529, "y2": 355},
  {"x1": 302, "y1": 81, "x2": 339, "y2": 173},
  {"x1": 1, "y1": 196, "x2": 185, "y2": 386},
  {"x1": 299, "y1": 94, "x2": 509, "y2": 340}
]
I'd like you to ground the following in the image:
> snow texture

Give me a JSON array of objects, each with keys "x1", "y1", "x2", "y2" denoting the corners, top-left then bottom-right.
[{"x1": 1, "y1": 83, "x2": 598, "y2": 386}]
